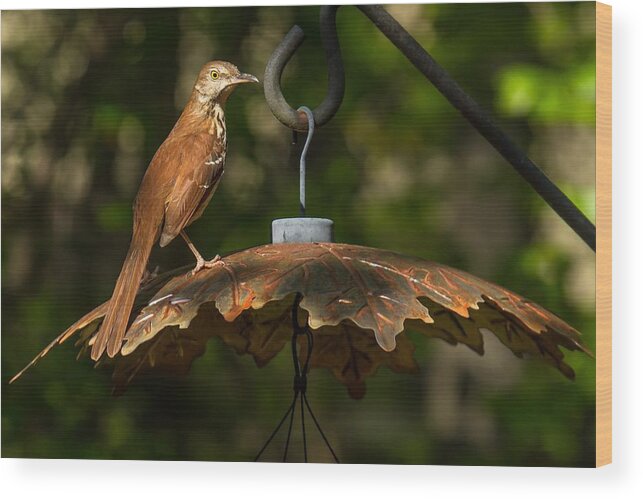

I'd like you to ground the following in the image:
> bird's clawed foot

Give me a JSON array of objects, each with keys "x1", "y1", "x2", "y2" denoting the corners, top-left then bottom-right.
[{"x1": 191, "y1": 254, "x2": 224, "y2": 275}]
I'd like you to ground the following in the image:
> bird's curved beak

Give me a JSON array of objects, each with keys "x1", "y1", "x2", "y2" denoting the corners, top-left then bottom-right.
[{"x1": 234, "y1": 73, "x2": 260, "y2": 85}]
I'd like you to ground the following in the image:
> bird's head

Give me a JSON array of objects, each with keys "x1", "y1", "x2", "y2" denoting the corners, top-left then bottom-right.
[{"x1": 193, "y1": 60, "x2": 259, "y2": 104}]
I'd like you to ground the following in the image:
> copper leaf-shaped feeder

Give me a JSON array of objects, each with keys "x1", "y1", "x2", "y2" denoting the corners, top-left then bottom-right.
[{"x1": 12, "y1": 242, "x2": 591, "y2": 399}]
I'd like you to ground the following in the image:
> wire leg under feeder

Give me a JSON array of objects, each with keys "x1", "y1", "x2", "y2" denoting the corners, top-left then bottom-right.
[
  {"x1": 253, "y1": 397, "x2": 297, "y2": 462},
  {"x1": 253, "y1": 294, "x2": 339, "y2": 463}
]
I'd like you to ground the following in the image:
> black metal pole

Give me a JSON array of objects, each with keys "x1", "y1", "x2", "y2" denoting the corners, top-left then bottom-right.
[{"x1": 358, "y1": 5, "x2": 596, "y2": 251}]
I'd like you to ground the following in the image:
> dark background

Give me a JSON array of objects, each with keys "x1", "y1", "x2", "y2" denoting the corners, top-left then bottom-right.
[{"x1": 2, "y1": 3, "x2": 596, "y2": 465}]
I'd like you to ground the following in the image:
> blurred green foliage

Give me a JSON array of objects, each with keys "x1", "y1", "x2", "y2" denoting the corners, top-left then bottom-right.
[{"x1": 2, "y1": 3, "x2": 596, "y2": 466}]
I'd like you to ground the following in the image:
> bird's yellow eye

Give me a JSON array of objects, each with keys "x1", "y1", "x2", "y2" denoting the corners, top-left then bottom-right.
[{"x1": 210, "y1": 70, "x2": 219, "y2": 80}]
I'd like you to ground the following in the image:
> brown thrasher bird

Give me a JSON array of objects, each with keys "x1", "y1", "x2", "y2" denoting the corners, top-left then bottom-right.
[{"x1": 91, "y1": 61, "x2": 258, "y2": 361}]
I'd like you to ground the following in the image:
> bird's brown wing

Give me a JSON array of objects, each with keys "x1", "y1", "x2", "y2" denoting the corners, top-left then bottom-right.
[{"x1": 158, "y1": 133, "x2": 225, "y2": 247}]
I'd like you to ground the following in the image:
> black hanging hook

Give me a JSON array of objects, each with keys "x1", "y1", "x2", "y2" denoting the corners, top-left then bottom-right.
[{"x1": 263, "y1": 6, "x2": 344, "y2": 131}]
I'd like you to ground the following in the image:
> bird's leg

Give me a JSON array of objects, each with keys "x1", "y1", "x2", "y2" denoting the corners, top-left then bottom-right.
[{"x1": 180, "y1": 231, "x2": 223, "y2": 274}]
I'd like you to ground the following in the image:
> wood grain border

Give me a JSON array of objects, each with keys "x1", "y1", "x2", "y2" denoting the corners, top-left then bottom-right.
[{"x1": 595, "y1": 1, "x2": 612, "y2": 467}]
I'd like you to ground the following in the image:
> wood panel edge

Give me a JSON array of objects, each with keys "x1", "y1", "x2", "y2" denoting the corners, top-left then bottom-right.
[{"x1": 595, "y1": 0, "x2": 612, "y2": 468}]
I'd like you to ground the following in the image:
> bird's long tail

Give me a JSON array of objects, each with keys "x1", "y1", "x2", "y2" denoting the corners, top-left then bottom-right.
[
  {"x1": 10, "y1": 301, "x2": 109, "y2": 384},
  {"x1": 91, "y1": 223, "x2": 156, "y2": 360}
]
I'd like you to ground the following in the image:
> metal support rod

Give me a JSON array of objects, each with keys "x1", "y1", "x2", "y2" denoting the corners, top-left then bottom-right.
[
  {"x1": 297, "y1": 106, "x2": 315, "y2": 216},
  {"x1": 263, "y1": 5, "x2": 596, "y2": 251},
  {"x1": 359, "y1": 6, "x2": 596, "y2": 250}
]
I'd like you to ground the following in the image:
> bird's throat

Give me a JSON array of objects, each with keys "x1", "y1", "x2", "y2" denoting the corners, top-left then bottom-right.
[
  {"x1": 183, "y1": 92, "x2": 227, "y2": 141},
  {"x1": 207, "y1": 101, "x2": 226, "y2": 141}
]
